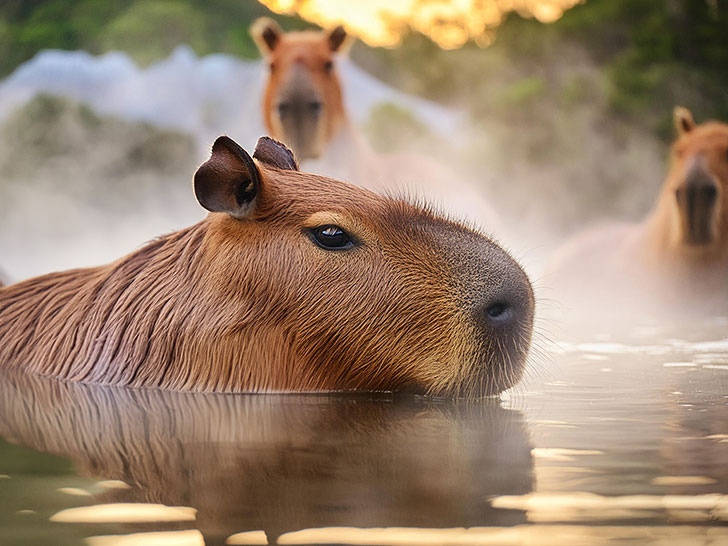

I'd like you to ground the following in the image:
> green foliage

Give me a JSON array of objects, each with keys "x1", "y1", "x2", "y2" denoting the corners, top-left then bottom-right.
[
  {"x1": 0, "y1": 0, "x2": 309, "y2": 76},
  {"x1": 3, "y1": 0, "x2": 726, "y2": 139},
  {"x1": 352, "y1": 0, "x2": 728, "y2": 141},
  {"x1": 363, "y1": 102, "x2": 436, "y2": 153},
  {"x1": 552, "y1": 0, "x2": 728, "y2": 139},
  {"x1": 0, "y1": 94, "x2": 197, "y2": 209},
  {"x1": 100, "y1": 1, "x2": 208, "y2": 65},
  {"x1": 1, "y1": 93, "x2": 194, "y2": 168},
  {"x1": 496, "y1": 76, "x2": 547, "y2": 109},
  {"x1": 352, "y1": 0, "x2": 728, "y2": 232}
]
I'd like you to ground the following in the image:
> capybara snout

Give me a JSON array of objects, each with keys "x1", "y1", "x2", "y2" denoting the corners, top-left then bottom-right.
[
  {"x1": 0, "y1": 136, "x2": 533, "y2": 398},
  {"x1": 440, "y1": 233, "x2": 535, "y2": 395},
  {"x1": 675, "y1": 157, "x2": 721, "y2": 246}
]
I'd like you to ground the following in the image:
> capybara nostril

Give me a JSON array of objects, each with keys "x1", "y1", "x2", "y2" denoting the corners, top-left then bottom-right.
[
  {"x1": 479, "y1": 284, "x2": 530, "y2": 331},
  {"x1": 469, "y1": 247, "x2": 534, "y2": 334},
  {"x1": 676, "y1": 181, "x2": 718, "y2": 205},
  {"x1": 676, "y1": 174, "x2": 720, "y2": 246},
  {"x1": 698, "y1": 182, "x2": 718, "y2": 203},
  {"x1": 468, "y1": 271, "x2": 534, "y2": 396},
  {"x1": 485, "y1": 301, "x2": 511, "y2": 321},
  {"x1": 277, "y1": 102, "x2": 291, "y2": 117}
]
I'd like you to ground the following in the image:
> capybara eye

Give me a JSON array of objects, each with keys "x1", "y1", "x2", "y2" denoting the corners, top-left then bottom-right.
[
  {"x1": 309, "y1": 225, "x2": 354, "y2": 250},
  {"x1": 269, "y1": 62, "x2": 276, "y2": 72},
  {"x1": 324, "y1": 60, "x2": 333, "y2": 72}
]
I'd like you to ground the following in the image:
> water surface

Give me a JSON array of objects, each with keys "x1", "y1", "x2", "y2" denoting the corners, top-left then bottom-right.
[{"x1": 1, "y1": 322, "x2": 727, "y2": 546}]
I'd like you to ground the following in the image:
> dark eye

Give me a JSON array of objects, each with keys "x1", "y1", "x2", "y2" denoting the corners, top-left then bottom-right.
[
  {"x1": 269, "y1": 62, "x2": 276, "y2": 72},
  {"x1": 324, "y1": 60, "x2": 333, "y2": 72},
  {"x1": 309, "y1": 225, "x2": 354, "y2": 250}
]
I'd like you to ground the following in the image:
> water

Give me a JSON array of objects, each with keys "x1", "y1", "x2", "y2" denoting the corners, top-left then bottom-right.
[{"x1": 1, "y1": 322, "x2": 727, "y2": 546}]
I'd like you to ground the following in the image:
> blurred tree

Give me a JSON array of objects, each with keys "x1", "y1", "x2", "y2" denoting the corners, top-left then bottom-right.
[
  {"x1": 353, "y1": 0, "x2": 728, "y2": 138},
  {"x1": 0, "y1": 0, "x2": 308, "y2": 75}
]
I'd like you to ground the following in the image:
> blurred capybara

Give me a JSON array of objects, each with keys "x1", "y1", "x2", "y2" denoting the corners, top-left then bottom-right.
[
  {"x1": 548, "y1": 107, "x2": 728, "y2": 315},
  {"x1": 0, "y1": 136, "x2": 533, "y2": 397},
  {"x1": 251, "y1": 19, "x2": 500, "y2": 230}
]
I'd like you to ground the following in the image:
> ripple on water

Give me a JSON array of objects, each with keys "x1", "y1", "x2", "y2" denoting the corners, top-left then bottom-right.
[
  {"x1": 222, "y1": 525, "x2": 728, "y2": 545},
  {"x1": 490, "y1": 492, "x2": 728, "y2": 523}
]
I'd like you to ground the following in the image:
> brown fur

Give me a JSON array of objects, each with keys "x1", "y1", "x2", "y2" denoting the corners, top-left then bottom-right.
[
  {"x1": 251, "y1": 20, "x2": 500, "y2": 230},
  {"x1": 0, "y1": 137, "x2": 533, "y2": 396},
  {"x1": 252, "y1": 18, "x2": 350, "y2": 160},
  {"x1": 547, "y1": 108, "x2": 728, "y2": 315}
]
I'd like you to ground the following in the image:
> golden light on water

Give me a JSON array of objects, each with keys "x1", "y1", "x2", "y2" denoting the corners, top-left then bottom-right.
[
  {"x1": 85, "y1": 530, "x2": 205, "y2": 546},
  {"x1": 49, "y1": 503, "x2": 197, "y2": 523},
  {"x1": 221, "y1": 524, "x2": 728, "y2": 545},
  {"x1": 258, "y1": 0, "x2": 585, "y2": 48}
]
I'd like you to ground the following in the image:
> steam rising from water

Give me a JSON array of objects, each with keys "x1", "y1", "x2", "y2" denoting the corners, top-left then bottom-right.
[
  {"x1": 0, "y1": 47, "x2": 458, "y2": 152},
  {"x1": 0, "y1": 47, "x2": 458, "y2": 282},
  {"x1": 0, "y1": 45, "x2": 684, "y2": 332}
]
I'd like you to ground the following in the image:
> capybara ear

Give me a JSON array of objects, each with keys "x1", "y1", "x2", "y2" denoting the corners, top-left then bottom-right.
[
  {"x1": 674, "y1": 106, "x2": 695, "y2": 136},
  {"x1": 327, "y1": 25, "x2": 354, "y2": 54},
  {"x1": 251, "y1": 17, "x2": 283, "y2": 55},
  {"x1": 253, "y1": 136, "x2": 299, "y2": 171},
  {"x1": 194, "y1": 136, "x2": 261, "y2": 219}
]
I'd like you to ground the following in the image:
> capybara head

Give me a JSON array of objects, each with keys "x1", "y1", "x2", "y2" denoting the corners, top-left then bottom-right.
[
  {"x1": 192, "y1": 136, "x2": 534, "y2": 396},
  {"x1": 251, "y1": 18, "x2": 351, "y2": 160},
  {"x1": 668, "y1": 107, "x2": 728, "y2": 248},
  {"x1": 0, "y1": 137, "x2": 534, "y2": 397}
]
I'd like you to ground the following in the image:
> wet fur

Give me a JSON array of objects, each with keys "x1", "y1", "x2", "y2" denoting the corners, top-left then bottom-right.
[
  {"x1": 0, "y1": 369, "x2": 534, "y2": 540},
  {"x1": 0, "y1": 162, "x2": 532, "y2": 395}
]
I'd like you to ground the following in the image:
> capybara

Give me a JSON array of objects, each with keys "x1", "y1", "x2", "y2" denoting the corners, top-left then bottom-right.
[
  {"x1": 250, "y1": 19, "x2": 500, "y2": 230},
  {"x1": 0, "y1": 136, "x2": 534, "y2": 397},
  {"x1": 547, "y1": 107, "x2": 728, "y2": 316}
]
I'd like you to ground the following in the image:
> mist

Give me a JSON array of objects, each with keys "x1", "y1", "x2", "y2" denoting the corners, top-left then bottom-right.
[
  {"x1": 0, "y1": 18, "x2": 720, "y2": 334},
  {"x1": 0, "y1": 44, "x2": 668, "y2": 284},
  {"x1": 0, "y1": 47, "x2": 460, "y2": 282}
]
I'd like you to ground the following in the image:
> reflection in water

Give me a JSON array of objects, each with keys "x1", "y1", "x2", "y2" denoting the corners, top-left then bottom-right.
[
  {"x1": 261, "y1": 525, "x2": 728, "y2": 545},
  {"x1": 492, "y1": 492, "x2": 728, "y2": 522},
  {"x1": 1, "y1": 327, "x2": 727, "y2": 545},
  {"x1": 50, "y1": 503, "x2": 198, "y2": 523},
  {"x1": 267, "y1": 525, "x2": 728, "y2": 545},
  {"x1": 0, "y1": 370, "x2": 533, "y2": 545},
  {"x1": 85, "y1": 530, "x2": 205, "y2": 546}
]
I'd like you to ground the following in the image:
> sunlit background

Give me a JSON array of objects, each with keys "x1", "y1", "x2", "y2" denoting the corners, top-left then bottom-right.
[
  {"x1": 2, "y1": 0, "x2": 727, "y2": 281},
  {"x1": 259, "y1": 0, "x2": 585, "y2": 48},
  {"x1": 2, "y1": 0, "x2": 727, "y2": 282},
  {"x1": 2, "y1": 2, "x2": 728, "y2": 546}
]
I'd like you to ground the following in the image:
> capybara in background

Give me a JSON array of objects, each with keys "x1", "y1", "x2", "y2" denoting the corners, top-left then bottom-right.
[
  {"x1": 547, "y1": 107, "x2": 728, "y2": 317},
  {"x1": 250, "y1": 19, "x2": 500, "y2": 230},
  {"x1": 0, "y1": 136, "x2": 534, "y2": 397}
]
